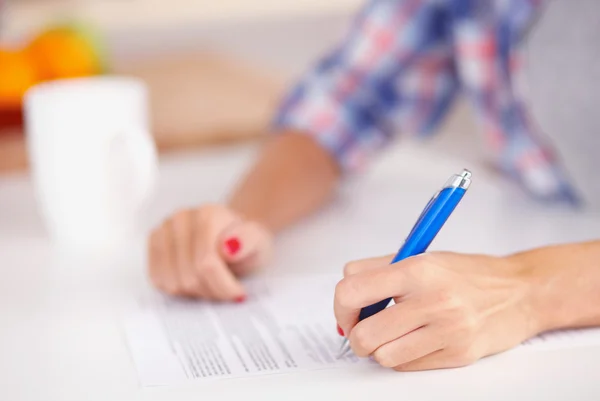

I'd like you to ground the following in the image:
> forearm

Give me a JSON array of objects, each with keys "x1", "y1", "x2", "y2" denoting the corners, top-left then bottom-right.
[
  {"x1": 228, "y1": 131, "x2": 340, "y2": 233},
  {"x1": 512, "y1": 240, "x2": 600, "y2": 334}
]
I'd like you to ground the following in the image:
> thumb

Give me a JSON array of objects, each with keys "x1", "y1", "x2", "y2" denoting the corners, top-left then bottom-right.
[{"x1": 219, "y1": 220, "x2": 273, "y2": 272}]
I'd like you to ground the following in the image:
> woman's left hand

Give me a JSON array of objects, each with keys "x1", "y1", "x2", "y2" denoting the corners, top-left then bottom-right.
[{"x1": 334, "y1": 252, "x2": 541, "y2": 371}]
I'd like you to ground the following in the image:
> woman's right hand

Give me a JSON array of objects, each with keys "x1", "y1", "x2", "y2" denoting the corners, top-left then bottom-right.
[{"x1": 147, "y1": 204, "x2": 273, "y2": 301}]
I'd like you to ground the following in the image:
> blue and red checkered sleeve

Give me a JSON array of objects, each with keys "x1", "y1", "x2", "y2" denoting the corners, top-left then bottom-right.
[
  {"x1": 273, "y1": 0, "x2": 579, "y2": 204},
  {"x1": 272, "y1": 0, "x2": 460, "y2": 172}
]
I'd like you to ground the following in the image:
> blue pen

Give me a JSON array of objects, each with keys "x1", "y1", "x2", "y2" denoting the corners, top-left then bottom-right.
[{"x1": 337, "y1": 169, "x2": 472, "y2": 357}]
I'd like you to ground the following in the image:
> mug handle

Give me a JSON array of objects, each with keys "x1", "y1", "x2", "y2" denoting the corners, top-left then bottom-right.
[{"x1": 113, "y1": 126, "x2": 158, "y2": 210}]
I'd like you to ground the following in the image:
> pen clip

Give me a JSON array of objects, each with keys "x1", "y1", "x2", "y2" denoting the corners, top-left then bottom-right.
[{"x1": 402, "y1": 169, "x2": 471, "y2": 246}]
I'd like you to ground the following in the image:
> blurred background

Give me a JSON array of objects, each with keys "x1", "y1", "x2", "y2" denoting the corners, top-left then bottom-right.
[{"x1": 0, "y1": 0, "x2": 477, "y2": 174}]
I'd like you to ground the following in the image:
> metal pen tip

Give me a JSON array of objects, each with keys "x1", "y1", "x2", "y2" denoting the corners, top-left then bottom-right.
[{"x1": 336, "y1": 339, "x2": 352, "y2": 359}]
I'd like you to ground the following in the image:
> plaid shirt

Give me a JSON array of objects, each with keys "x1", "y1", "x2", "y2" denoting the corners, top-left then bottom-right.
[{"x1": 274, "y1": 0, "x2": 578, "y2": 204}]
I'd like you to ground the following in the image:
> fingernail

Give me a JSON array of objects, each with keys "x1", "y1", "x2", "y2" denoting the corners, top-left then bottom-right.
[
  {"x1": 234, "y1": 295, "x2": 247, "y2": 303},
  {"x1": 225, "y1": 237, "x2": 241, "y2": 255},
  {"x1": 337, "y1": 324, "x2": 344, "y2": 336}
]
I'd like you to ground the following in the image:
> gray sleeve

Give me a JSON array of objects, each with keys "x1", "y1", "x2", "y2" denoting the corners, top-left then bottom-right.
[{"x1": 520, "y1": 0, "x2": 600, "y2": 209}]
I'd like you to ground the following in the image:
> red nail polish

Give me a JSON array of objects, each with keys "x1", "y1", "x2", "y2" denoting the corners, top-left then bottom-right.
[
  {"x1": 225, "y1": 238, "x2": 241, "y2": 255},
  {"x1": 234, "y1": 295, "x2": 247, "y2": 303},
  {"x1": 337, "y1": 324, "x2": 344, "y2": 336}
]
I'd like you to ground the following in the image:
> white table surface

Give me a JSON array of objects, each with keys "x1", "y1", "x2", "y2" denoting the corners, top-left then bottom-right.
[{"x1": 1, "y1": 141, "x2": 599, "y2": 401}]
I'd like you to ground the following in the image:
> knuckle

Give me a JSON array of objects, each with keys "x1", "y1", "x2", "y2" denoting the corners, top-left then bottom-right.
[
  {"x1": 344, "y1": 262, "x2": 354, "y2": 277},
  {"x1": 401, "y1": 258, "x2": 428, "y2": 281},
  {"x1": 350, "y1": 325, "x2": 374, "y2": 355},
  {"x1": 162, "y1": 281, "x2": 181, "y2": 296},
  {"x1": 172, "y1": 213, "x2": 192, "y2": 237},
  {"x1": 452, "y1": 347, "x2": 480, "y2": 367},
  {"x1": 373, "y1": 348, "x2": 396, "y2": 368},
  {"x1": 198, "y1": 263, "x2": 216, "y2": 277},
  {"x1": 457, "y1": 310, "x2": 479, "y2": 334},
  {"x1": 194, "y1": 252, "x2": 215, "y2": 269},
  {"x1": 334, "y1": 278, "x2": 358, "y2": 309},
  {"x1": 421, "y1": 252, "x2": 446, "y2": 264},
  {"x1": 435, "y1": 314, "x2": 478, "y2": 346},
  {"x1": 403, "y1": 253, "x2": 444, "y2": 281},
  {"x1": 205, "y1": 292, "x2": 223, "y2": 301},
  {"x1": 172, "y1": 209, "x2": 190, "y2": 223},
  {"x1": 196, "y1": 204, "x2": 228, "y2": 220},
  {"x1": 444, "y1": 317, "x2": 479, "y2": 348},
  {"x1": 432, "y1": 295, "x2": 480, "y2": 337},
  {"x1": 180, "y1": 276, "x2": 201, "y2": 293},
  {"x1": 342, "y1": 261, "x2": 360, "y2": 277}
]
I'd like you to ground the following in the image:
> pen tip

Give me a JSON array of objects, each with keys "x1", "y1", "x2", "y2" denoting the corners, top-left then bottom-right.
[{"x1": 336, "y1": 339, "x2": 352, "y2": 359}]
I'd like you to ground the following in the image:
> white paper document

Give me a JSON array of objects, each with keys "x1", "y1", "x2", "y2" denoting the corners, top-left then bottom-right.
[
  {"x1": 123, "y1": 275, "x2": 368, "y2": 386},
  {"x1": 123, "y1": 275, "x2": 600, "y2": 387}
]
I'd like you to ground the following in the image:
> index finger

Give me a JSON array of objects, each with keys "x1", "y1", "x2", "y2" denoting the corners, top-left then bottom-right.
[{"x1": 334, "y1": 261, "x2": 414, "y2": 335}]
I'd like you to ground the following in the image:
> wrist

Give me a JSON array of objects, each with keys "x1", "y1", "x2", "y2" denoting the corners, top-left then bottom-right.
[
  {"x1": 507, "y1": 252, "x2": 565, "y2": 335},
  {"x1": 227, "y1": 203, "x2": 274, "y2": 238}
]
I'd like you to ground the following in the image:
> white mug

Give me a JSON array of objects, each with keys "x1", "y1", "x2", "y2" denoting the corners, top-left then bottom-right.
[{"x1": 24, "y1": 76, "x2": 158, "y2": 250}]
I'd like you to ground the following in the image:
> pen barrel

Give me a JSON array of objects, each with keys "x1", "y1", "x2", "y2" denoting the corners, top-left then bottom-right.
[
  {"x1": 358, "y1": 299, "x2": 391, "y2": 320},
  {"x1": 393, "y1": 186, "x2": 466, "y2": 261},
  {"x1": 356, "y1": 186, "x2": 467, "y2": 322}
]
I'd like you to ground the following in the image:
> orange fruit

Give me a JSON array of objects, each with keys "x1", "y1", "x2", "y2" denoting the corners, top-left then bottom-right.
[
  {"x1": 26, "y1": 23, "x2": 106, "y2": 80},
  {"x1": 0, "y1": 49, "x2": 39, "y2": 108}
]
